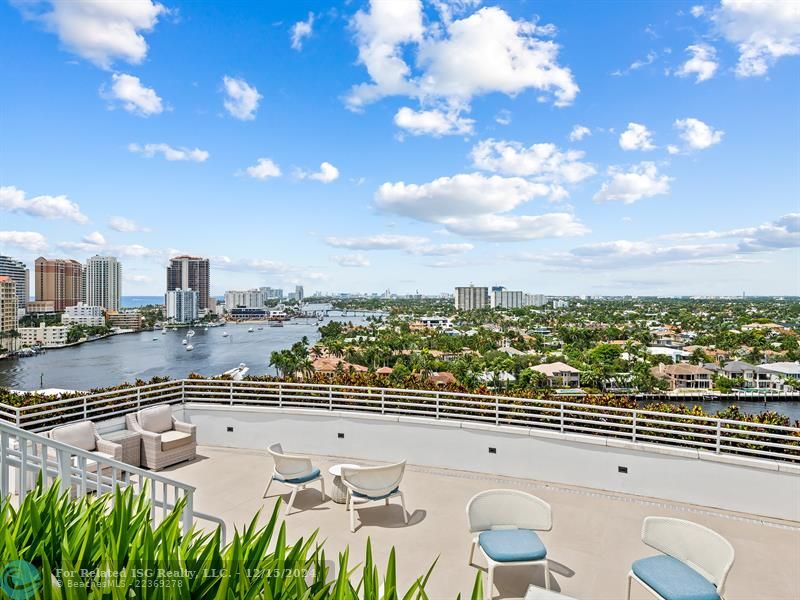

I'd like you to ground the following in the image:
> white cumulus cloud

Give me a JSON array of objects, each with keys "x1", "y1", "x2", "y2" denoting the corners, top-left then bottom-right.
[
  {"x1": 713, "y1": 0, "x2": 800, "y2": 77},
  {"x1": 222, "y1": 76, "x2": 262, "y2": 120},
  {"x1": 128, "y1": 143, "x2": 209, "y2": 162},
  {"x1": 674, "y1": 117, "x2": 724, "y2": 150},
  {"x1": 569, "y1": 125, "x2": 591, "y2": 141},
  {"x1": 619, "y1": 122, "x2": 656, "y2": 151},
  {"x1": 394, "y1": 107, "x2": 474, "y2": 137},
  {"x1": 296, "y1": 162, "x2": 340, "y2": 183},
  {"x1": 470, "y1": 139, "x2": 596, "y2": 184},
  {"x1": 324, "y1": 234, "x2": 474, "y2": 256},
  {"x1": 0, "y1": 231, "x2": 48, "y2": 252},
  {"x1": 244, "y1": 158, "x2": 282, "y2": 180},
  {"x1": 15, "y1": 0, "x2": 166, "y2": 69},
  {"x1": 82, "y1": 231, "x2": 106, "y2": 245},
  {"x1": 676, "y1": 44, "x2": 719, "y2": 82},
  {"x1": 291, "y1": 12, "x2": 314, "y2": 50},
  {"x1": 346, "y1": 2, "x2": 578, "y2": 133},
  {"x1": 594, "y1": 162, "x2": 672, "y2": 204},
  {"x1": 442, "y1": 213, "x2": 589, "y2": 241},
  {"x1": 0, "y1": 185, "x2": 89, "y2": 223},
  {"x1": 109, "y1": 216, "x2": 149, "y2": 232},
  {"x1": 101, "y1": 73, "x2": 163, "y2": 116}
]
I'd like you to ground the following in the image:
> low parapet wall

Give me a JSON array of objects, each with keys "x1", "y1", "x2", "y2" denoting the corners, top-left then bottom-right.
[{"x1": 180, "y1": 403, "x2": 800, "y2": 522}]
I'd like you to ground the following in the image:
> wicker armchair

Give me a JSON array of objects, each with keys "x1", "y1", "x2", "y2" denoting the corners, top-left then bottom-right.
[
  {"x1": 48, "y1": 420, "x2": 123, "y2": 468},
  {"x1": 126, "y1": 405, "x2": 196, "y2": 471}
]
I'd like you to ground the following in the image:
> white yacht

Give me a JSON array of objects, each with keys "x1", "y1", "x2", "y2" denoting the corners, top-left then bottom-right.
[
  {"x1": 247, "y1": 327, "x2": 254, "y2": 332},
  {"x1": 222, "y1": 331, "x2": 229, "y2": 337},
  {"x1": 185, "y1": 344, "x2": 193, "y2": 351},
  {"x1": 182, "y1": 339, "x2": 187, "y2": 345}
]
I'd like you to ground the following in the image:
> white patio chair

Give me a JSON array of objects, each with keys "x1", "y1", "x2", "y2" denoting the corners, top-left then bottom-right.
[
  {"x1": 467, "y1": 489, "x2": 553, "y2": 600},
  {"x1": 341, "y1": 461, "x2": 407, "y2": 532},
  {"x1": 263, "y1": 443, "x2": 325, "y2": 515},
  {"x1": 626, "y1": 517, "x2": 735, "y2": 600}
]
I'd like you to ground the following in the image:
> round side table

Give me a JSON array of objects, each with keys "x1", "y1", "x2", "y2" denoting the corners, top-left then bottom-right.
[{"x1": 328, "y1": 463, "x2": 360, "y2": 504}]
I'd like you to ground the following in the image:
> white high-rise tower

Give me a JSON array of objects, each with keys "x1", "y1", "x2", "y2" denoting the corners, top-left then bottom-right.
[{"x1": 85, "y1": 255, "x2": 122, "y2": 312}]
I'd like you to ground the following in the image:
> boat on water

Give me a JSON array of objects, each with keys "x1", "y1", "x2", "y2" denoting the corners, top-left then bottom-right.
[
  {"x1": 269, "y1": 321, "x2": 284, "y2": 327},
  {"x1": 248, "y1": 327, "x2": 254, "y2": 332},
  {"x1": 182, "y1": 339, "x2": 187, "y2": 345},
  {"x1": 221, "y1": 363, "x2": 249, "y2": 381},
  {"x1": 152, "y1": 337, "x2": 158, "y2": 341},
  {"x1": 187, "y1": 330, "x2": 195, "y2": 338},
  {"x1": 257, "y1": 326, "x2": 263, "y2": 330},
  {"x1": 185, "y1": 344, "x2": 193, "y2": 351},
  {"x1": 222, "y1": 331, "x2": 229, "y2": 337},
  {"x1": 161, "y1": 329, "x2": 167, "y2": 335},
  {"x1": 204, "y1": 327, "x2": 209, "y2": 331}
]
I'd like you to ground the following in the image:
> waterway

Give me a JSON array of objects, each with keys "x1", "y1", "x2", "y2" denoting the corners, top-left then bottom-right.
[{"x1": 0, "y1": 311, "x2": 373, "y2": 391}]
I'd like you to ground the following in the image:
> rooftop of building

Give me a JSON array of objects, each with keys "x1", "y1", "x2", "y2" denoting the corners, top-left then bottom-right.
[{"x1": 163, "y1": 446, "x2": 799, "y2": 600}]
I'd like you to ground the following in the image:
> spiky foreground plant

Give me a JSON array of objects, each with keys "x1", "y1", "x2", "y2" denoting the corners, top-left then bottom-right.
[{"x1": 1, "y1": 480, "x2": 482, "y2": 599}]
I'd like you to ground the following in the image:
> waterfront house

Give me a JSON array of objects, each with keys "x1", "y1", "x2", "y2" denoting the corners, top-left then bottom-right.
[
  {"x1": 753, "y1": 361, "x2": 800, "y2": 390},
  {"x1": 311, "y1": 356, "x2": 368, "y2": 373},
  {"x1": 720, "y1": 360, "x2": 756, "y2": 384},
  {"x1": 531, "y1": 361, "x2": 581, "y2": 388},
  {"x1": 650, "y1": 363, "x2": 713, "y2": 390}
]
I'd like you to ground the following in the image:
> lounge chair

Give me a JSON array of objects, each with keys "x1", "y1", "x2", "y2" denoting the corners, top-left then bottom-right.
[
  {"x1": 48, "y1": 420, "x2": 123, "y2": 469},
  {"x1": 125, "y1": 405, "x2": 196, "y2": 471},
  {"x1": 627, "y1": 516, "x2": 734, "y2": 600},
  {"x1": 467, "y1": 489, "x2": 553, "y2": 599},
  {"x1": 263, "y1": 443, "x2": 326, "y2": 515},
  {"x1": 341, "y1": 461, "x2": 407, "y2": 532}
]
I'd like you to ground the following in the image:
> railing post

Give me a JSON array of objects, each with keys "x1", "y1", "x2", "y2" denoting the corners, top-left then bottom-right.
[
  {"x1": 15, "y1": 408, "x2": 20, "y2": 428},
  {"x1": 0, "y1": 431, "x2": 8, "y2": 497},
  {"x1": 278, "y1": 383, "x2": 283, "y2": 408},
  {"x1": 495, "y1": 398, "x2": 499, "y2": 425},
  {"x1": 559, "y1": 403, "x2": 565, "y2": 433},
  {"x1": 329, "y1": 386, "x2": 333, "y2": 410},
  {"x1": 230, "y1": 381, "x2": 234, "y2": 406},
  {"x1": 136, "y1": 387, "x2": 141, "y2": 410},
  {"x1": 183, "y1": 489, "x2": 194, "y2": 534},
  {"x1": 181, "y1": 379, "x2": 186, "y2": 404},
  {"x1": 715, "y1": 420, "x2": 722, "y2": 454},
  {"x1": 381, "y1": 389, "x2": 385, "y2": 414},
  {"x1": 83, "y1": 396, "x2": 87, "y2": 420},
  {"x1": 632, "y1": 411, "x2": 637, "y2": 443},
  {"x1": 435, "y1": 393, "x2": 440, "y2": 419}
]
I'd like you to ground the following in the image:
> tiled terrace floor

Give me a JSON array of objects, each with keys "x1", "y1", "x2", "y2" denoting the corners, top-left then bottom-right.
[{"x1": 164, "y1": 446, "x2": 800, "y2": 600}]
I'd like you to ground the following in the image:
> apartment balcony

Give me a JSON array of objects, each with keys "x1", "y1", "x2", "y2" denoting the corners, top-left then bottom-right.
[{"x1": 1, "y1": 379, "x2": 799, "y2": 599}]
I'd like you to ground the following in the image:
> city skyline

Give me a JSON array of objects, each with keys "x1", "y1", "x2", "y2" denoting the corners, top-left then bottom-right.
[{"x1": 1, "y1": 0, "x2": 799, "y2": 297}]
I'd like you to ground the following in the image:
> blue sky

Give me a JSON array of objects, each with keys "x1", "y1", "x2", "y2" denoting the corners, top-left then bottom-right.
[{"x1": 1, "y1": 0, "x2": 798, "y2": 297}]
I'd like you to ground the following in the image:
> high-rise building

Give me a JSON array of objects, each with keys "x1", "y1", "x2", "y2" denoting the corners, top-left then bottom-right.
[
  {"x1": 491, "y1": 289, "x2": 524, "y2": 309},
  {"x1": 85, "y1": 255, "x2": 122, "y2": 312},
  {"x1": 259, "y1": 287, "x2": 283, "y2": 300},
  {"x1": 224, "y1": 289, "x2": 266, "y2": 311},
  {"x1": 454, "y1": 286, "x2": 489, "y2": 311},
  {"x1": 295, "y1": 285, "x2": 304, "y2": 302},
  {"x1": 166, "y1": 289, "x2": 198, "y2": 323},
  {"x1": 166, "y1": 256, "x2": 210, "y2": 310},
  {"x1": 35, "y1": 257, "x2": 85, "y2": 311},
  {"x1": 0, "y1": 276, "x2": 19, "y2": 350},
  {"x1": 524, "y1": 294, "x2": 547, "y2": 307},
  {"x1": 0, "y1": 255, "x2": 29, "y2": 310}
]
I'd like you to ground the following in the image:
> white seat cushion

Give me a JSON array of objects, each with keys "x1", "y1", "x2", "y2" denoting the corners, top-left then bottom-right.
[
  {"x1": 139, "y1": 405, "x2": 173, "y2": 433},
  {"x1": 161, "y1": 430, "x2": 191, "y2": 451},
  {"x1": 50, "y1": 421, "x2": 96, "y2": 451}
]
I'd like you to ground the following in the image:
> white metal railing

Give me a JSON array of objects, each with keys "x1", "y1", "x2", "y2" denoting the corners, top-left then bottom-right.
[
  {"x1": 0, "y1": 420, "x2": 226, "y2": 543},
  {"x1": 1, "y1": 379, "x2": 798, "y2": 464}
]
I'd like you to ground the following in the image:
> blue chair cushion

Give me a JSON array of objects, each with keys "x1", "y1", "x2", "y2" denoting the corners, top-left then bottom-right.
[
  {"x1": 275, "y1": 467, "x2": 320, "y2": 484},
  {"x1": 479, "y1": 529, "x2": 547, "y2": 563},
  {"x1": 632, "y1": 555, "x2": 719, "y2": 600},
  {"x1": 352, "y1": 487, "x2": 399, "y2": 501}
]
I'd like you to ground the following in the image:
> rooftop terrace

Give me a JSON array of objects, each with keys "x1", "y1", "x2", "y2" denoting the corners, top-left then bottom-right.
[{"x1": 162, "y1": 446, "x2": 799, "y2": 599}]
